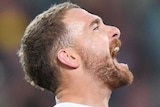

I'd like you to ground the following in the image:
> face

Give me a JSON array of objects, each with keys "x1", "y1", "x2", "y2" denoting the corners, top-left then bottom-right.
[{"x1": 63, "y1": 8, "x2": 133, "y2": 89}]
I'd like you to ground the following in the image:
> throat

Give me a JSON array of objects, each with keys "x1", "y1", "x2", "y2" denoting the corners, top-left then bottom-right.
[{"x1": 56, "y1": 81, "x2": 112, "y2": 107}]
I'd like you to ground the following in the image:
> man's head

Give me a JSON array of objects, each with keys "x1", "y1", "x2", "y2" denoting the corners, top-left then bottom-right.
[
  {"x1": 18, "y1": 2, "x2": 133, "y2": 95},
  {"x1": 62, "y1": 8, "x2": 133, "y2": 90},
  {"x1": 18, "y1": 2, "x2": 80, "y2": 95}
]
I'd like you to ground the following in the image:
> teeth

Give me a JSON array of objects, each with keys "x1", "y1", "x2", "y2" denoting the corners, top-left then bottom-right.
[
  {"x1": 114, "y1": 47, "x2": 119, "y2": 53},
  {"x1": 111, "y1": 47, "x2": 120, "y2": 57}
]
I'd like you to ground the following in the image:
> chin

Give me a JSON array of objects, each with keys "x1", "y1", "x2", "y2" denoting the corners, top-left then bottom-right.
[
  {"x1": 93, "y1": 55, "x2": 133, "y2": 90},
  {"x1": 113, "y1": 58, "x2": 134, "y2": 83},
  {"x1": 112, "y1": 59, "x2": 134, "y2": 89},
  {"x1": 103, "y1": 55, "x2": 134, "y2": 89},
  {"x1": 105, "y1": 59, "x2": 134, "y2": 90}
]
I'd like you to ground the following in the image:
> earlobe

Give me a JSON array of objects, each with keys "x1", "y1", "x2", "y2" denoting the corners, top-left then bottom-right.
[{"x1": 57, "y1": 49, "x2": 80, "y2": 68}]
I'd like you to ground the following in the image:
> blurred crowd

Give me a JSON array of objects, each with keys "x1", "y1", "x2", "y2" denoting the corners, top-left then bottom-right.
[{"x1": 0, "y1": 0, "x2": 159, "y2": 107}]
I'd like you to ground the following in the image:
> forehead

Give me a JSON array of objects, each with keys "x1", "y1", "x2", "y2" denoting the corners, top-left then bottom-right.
[
  {"x1": 64, "y1": 8, "x2": 95, "y2": 22},
  {"x1": 62, "y1": 8, "x2": 100, "y2": 35}
]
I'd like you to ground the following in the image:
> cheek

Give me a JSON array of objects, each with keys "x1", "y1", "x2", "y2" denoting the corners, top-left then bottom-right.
[{"x1": 85, "y1": 36, "x2": 110, "y2": 56}]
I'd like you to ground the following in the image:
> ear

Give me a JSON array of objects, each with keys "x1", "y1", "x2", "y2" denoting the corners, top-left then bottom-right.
[{"x1": 57, "y1": 48, "x2": 80, "y2": 68}]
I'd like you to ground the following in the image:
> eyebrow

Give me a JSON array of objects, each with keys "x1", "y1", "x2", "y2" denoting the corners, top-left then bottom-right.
[{"x1": 89, "y1": 17, "x2": 102, "y2": 28}]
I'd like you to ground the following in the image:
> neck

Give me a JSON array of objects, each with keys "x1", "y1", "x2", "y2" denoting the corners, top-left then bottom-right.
[{"x1": 56, "y1": 71, "x2": 112, "y2": 107}]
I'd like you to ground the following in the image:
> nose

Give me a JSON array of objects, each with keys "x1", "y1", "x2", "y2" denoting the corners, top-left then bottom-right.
[{"x1": 106, "y1": 26, "x2": 121, "y2": 39}]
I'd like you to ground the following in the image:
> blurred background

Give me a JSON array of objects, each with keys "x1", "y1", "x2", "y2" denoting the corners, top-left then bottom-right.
[{"x1": 0, "y1": 0, "x2": 160, "y2": 107}]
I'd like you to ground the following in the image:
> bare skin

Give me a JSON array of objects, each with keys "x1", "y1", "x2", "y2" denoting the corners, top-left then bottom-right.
[{"x1": 54, "y1": 8, "x2": 133, "y2": 107}]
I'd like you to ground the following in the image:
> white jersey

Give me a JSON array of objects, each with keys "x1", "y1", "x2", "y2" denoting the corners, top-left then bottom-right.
[{"x1": 54, "y1": 102, "x2": 92, "y2": 107}]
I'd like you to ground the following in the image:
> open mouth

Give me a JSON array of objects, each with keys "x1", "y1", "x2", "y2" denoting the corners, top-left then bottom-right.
[
  {"x1": 111, "y1": 46, "x2": 120, "y2": 58},
  {"x1": 110, "y1": 43, "x2": 129, "y2": 71},
  {"x1": 110, "y1": 39, "x2": 121, "y2": 58},
  {"x1": 109, "y1": 40, "x2": 133, "y2": 85}
]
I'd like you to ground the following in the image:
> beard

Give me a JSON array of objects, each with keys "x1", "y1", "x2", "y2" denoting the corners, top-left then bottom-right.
[
  {"x1": 94, "y1": 58, "x2": 133, "y2": 90},
  {"x1": 76, "y1": 39, "x2": 133, "y2": 90}
]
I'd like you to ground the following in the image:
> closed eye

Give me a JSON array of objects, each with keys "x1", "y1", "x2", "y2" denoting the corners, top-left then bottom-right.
[
  {"x1": 93, "y1": 25, "x2": 99, "y2": 30},
  {"x1": 90, "y1": 18, "x2": 101, "y2": 31}
]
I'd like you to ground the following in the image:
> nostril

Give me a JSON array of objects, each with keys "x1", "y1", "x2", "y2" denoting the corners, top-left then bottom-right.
[
  {"x1": 112, "y1": 34, "x2": 118, "y2": 37},
  {"x1": 109, "y1": 26, "x2": 121, "y2": 38}
]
